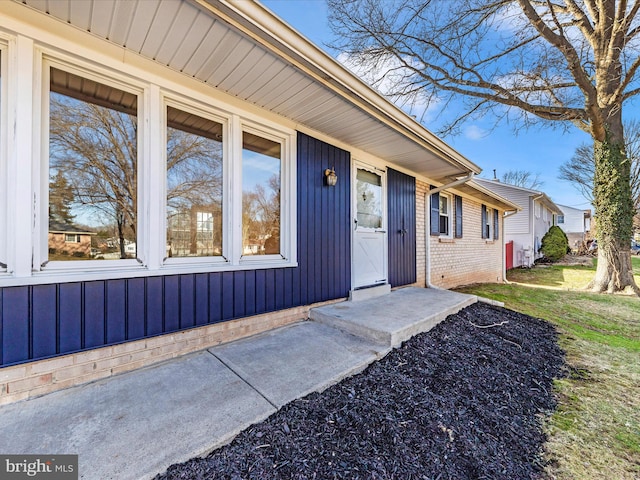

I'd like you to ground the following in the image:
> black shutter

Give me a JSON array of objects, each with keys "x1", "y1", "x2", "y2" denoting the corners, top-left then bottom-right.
[
  {"x1": 454, "y1": 195, "x2": 463, "y2": 238},
  {"x1": 493, "y1": 209, "x2": 499, "y2": 240},
  {"x1": 481, "y1": 204, "x2": 488, "y2": 239},
  {"x1": 430, "y1": 189, "x2": 440, "y2": 236}
]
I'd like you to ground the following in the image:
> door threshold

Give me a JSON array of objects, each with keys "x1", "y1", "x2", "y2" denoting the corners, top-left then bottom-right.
[{"x1": 349, "y1": 283, "x2": 391, "y2": 302}]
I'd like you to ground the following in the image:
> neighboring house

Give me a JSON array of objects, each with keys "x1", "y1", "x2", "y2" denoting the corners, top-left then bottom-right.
[
  {"x1": 474, "y1": 179, "x2": 562, "y2": 267},
  {"x1": 0, "y1": 0, "x2": 514, "y2": 404},
  {"x1": 48, "y1": 222, "x2": 95, "y2": 259},
  {"x1": 555, "y1": 204, "x2": 592, "y2": 249}
]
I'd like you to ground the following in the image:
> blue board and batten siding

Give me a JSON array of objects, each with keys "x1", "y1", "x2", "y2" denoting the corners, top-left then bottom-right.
[
  {"x1": 0, "y1": 132, "x2": 351, "y2": 367},
  {"x1": 387, "y1": 168, "x2": 417, "y2": 287}
]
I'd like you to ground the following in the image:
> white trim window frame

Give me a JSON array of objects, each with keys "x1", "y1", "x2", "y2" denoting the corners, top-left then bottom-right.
[
  {"x1": 0, "y1": 39, "x2": 7, "y2": 272},
  {"x1": 485, "y1": 206, "x2": 494, "y2": 240},
  {"x1": 237, "y1": 120, "x2": 296, "y2": 267},
  {"x1": 38, "y1": 58, "x2": 145, "y2": 272},
  {"x1": 161, "y1": 96, "x2": 230, "y2": 268},
  {"x1": 438, "y1": 192, "x2": 453, "y2": 238}
]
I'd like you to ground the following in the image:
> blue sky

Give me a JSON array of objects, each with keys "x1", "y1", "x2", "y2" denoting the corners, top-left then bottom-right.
[{"x1": 262, "y1": 0, "x2": 633, "y2": 209}]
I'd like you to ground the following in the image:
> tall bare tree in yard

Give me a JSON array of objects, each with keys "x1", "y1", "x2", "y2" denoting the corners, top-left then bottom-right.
[
  {"x1": 501, "y1": 169, "x2": 545, "y2": 189},
  {"x1": 329, "y1": 0, "x2": 640, "y2": 293}
]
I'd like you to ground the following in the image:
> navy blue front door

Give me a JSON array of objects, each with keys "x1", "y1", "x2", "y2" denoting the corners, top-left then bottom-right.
[{"x1": 387, "y1": 168, "x2": 416, "y2": 287}]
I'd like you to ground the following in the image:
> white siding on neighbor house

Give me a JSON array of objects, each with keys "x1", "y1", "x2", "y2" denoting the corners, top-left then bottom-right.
[
  {"x1": 557, "y1": 205, "x2": 586, "y2": 234},
  {"x1": 509, "y1": 233, "x2": 537, "y2": 267},
  {"x1": 474, "y1": 181, "x2": 530, "y2": 234},
  {"x1": 533, "y1": 201, "x2": 554, "y2": 257}
]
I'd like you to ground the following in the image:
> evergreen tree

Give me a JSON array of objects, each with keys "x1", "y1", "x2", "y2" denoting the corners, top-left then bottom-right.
[{"x1": 49, "y1": 170, "x2": 75, "y2": 224}]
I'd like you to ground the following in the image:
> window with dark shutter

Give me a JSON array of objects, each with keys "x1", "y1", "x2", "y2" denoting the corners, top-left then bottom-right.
[{"x1": 493, "y1": 209, "x2": 499, "y2": 240}]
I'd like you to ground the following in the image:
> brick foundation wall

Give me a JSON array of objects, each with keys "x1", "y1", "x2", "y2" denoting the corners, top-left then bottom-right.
[
  {"x1": 417, "y1": 180, "x2": 504, "y2": 290},
  {"x1": 0, "y1": 300, "x2": 339, "y2": 406}
]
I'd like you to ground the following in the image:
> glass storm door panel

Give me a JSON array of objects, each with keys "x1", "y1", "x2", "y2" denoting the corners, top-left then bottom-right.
[{"x1": 352, "y1": 165, "x2": 387, "y2": 288}]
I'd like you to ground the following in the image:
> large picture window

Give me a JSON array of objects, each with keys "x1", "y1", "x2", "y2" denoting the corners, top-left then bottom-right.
[
  {"x1": 1, "y1": 48, "x2": 296, "y2": 285},
  {"x1": 48, "y1": 67, "x2": 138, "y2": 262},
  {"x1": 242, "y1": 130, "x2": 281, "y2": 256},
  {"x1": 166, "y1": 106, "x2": 223, "y2": 258}
]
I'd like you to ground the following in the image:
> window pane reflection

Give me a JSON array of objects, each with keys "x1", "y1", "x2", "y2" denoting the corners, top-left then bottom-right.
[
  {"x1": 49, "y1": 68, "x2": 137, "y2": 261},
  {"x1": 166, "y1": 107, "x2": 223, "y2": 258},
  {"x1": 356, "y1": 169, "x2": 382, "y2": 229},
  {"x1": 242, "y1": 131, "x2": 281, "y2": 256}
]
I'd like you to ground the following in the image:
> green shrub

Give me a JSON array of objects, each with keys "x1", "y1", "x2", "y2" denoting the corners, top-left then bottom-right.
[{"x1": 540, "y1": 225, "x2": 570, "y2": 262}]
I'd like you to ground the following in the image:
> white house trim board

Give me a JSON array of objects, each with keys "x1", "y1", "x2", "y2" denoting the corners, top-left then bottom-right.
[{"x1": 9, "y1": 35, "x2": 36, "y2": 277}]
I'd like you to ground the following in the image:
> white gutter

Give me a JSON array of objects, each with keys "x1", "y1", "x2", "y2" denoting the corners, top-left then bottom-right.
[{"x1": 425, "y1": 174, "x2": 476, "y2": 287}]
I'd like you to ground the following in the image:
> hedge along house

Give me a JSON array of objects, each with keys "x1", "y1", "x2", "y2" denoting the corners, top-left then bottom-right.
[{"x1": 0, "y1": 0, "x2": 517, "y2": 404}]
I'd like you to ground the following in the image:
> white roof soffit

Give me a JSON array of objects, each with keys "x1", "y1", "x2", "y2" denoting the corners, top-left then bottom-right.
[{"x1": 17, "y1": 0, "x2": 480, "y2": 182}]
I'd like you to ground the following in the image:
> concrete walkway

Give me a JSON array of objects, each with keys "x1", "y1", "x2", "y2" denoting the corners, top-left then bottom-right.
[{"x1": 0, "y1": 287, "x2": 476, "y2": 480}]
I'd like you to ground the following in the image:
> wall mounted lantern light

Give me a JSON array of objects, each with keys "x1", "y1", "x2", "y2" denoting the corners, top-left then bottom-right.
[{"x1": 324, "y1": 167, "x2": 338, "y2": 186}]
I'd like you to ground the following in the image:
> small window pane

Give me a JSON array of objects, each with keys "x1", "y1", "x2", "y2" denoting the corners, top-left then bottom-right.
[
  {"x1": 438, "y1": 195, "x2": 449, "y2": 235},
  {"x1": 49, "y1": 68, "x2": 138, "y2": 261},
  {"x1": 242, "y1": 131, "x2": 281, "y2": 255},
  {"x1": 356, "y1": 169, "x2": 382, "y2": 229},
  {"x1": 166, "y1": 107, "x2": 223, "y2": 258}
]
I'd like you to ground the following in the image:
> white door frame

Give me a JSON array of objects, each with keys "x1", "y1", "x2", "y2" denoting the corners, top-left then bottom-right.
[{"x1": 351, "y1": 161, "x2": 388, "y2": 290}]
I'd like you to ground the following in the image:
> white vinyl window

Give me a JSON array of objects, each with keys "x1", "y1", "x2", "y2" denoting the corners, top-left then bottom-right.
[
  {"x1": 535, "y1": 201, "x2": 541, "y2": 218},
  {"x1": 484, "y1": 207, "x2": 493, "y2": 239},
  {"x1": 439, "y1": 193, "x2": 452, "y2": 237},
  {"x1": 239, "y1": 123, "x2": 294, "y2": 264},
  {"x1": 165, "y1": 105, "x2": 224, "y2": 261},
  {"x1": 42, "y1": 62, "x2": 142, "y2": 269}
]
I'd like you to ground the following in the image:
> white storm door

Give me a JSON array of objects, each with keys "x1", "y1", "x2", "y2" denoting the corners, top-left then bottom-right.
[{"x1": 352, "y1": 164, "x2": 387, "y2": 288}]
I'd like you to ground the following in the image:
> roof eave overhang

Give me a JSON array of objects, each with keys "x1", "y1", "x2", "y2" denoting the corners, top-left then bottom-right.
[
  {"x1": 198, "y1": 0, "x2": 481, "y2": 177},
  {"x1": 458, "y1": 180, "x2": 522, "y2": 212}
]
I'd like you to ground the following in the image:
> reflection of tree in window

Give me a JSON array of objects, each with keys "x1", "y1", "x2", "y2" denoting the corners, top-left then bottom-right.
[
  {"x1": 49, "y1": 67, "x2": 138, "y2": 260},
  {"x1": 356, "y1": 169, "x2": 382, "y2": 229},
  {"x1": 166, "y1": 106, "x2": 223, "y2": 258},
  {"x1": 242, "y1": 132, "x2": 281, "y2": 255}
]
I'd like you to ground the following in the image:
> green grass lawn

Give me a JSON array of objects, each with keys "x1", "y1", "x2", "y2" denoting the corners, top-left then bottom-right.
[{"x1": 456, "y1": 257, "x2": 640, "y2": 480}]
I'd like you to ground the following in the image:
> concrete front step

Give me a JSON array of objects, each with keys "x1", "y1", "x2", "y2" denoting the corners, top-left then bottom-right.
[{"x1": 310, "y1": 287, "x2": 477, "y2": 347}]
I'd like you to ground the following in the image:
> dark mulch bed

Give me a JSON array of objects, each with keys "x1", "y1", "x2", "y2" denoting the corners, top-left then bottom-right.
[{"x1": 157, "y1": 303, "x2": 565, "y2": 480}]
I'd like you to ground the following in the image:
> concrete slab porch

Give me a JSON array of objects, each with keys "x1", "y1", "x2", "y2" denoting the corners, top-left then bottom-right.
[{"x1": 310, "y1": 287, "x2": 478, "y2": 347}]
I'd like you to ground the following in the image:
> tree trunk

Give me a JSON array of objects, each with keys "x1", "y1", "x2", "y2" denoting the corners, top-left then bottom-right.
[
  {"x1": 589, "y1": 118, "x2": 638, "y2": 294},
  {"x1": 117, "y1": 212, "x2": 126, "y2": 260}
]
